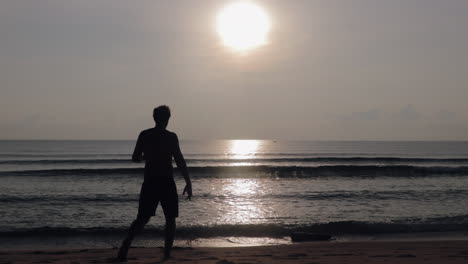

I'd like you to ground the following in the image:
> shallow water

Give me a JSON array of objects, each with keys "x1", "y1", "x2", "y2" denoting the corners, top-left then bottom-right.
[{"x1": 1, "y1": 140, "x2": 468, "y2": 248}]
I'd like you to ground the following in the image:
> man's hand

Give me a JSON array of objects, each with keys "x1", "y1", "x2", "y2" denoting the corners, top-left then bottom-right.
[
  {"x1": 182, "y1": 183, "x2": 192, "y2": 201},
  {"x1": 131, "y1": 154, "x2": 144, "y2": 163}
]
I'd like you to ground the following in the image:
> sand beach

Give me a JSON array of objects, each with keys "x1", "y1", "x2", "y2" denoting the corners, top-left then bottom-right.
[{"x1": 2, "y1": 240, "x2": 468, "y2": 264}]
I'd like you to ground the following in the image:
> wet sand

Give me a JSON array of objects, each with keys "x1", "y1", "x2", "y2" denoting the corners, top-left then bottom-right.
[{"x1": 1, "y1": 240, "x2": 468, "y2": 264}]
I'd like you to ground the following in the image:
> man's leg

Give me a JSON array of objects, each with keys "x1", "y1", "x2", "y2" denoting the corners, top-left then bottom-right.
[
  {"x1": 117, "y1": 215, "x2": 151, "y2": 260},
  {"x1": 163, "y1": 217, "x2": 176, "y2": 260},
  {"x1": 161, "y1": 180, "x2": 178, "y2": 260}
]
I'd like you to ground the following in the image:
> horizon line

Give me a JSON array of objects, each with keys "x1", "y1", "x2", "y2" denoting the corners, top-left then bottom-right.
[{"x1": 1, "y1": 139, "x2": 468, "y2": 142}]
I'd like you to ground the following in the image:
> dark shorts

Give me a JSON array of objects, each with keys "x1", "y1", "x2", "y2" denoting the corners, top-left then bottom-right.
[{"x1": 137, "y1": 179, "x2": 178, "y2": 218}]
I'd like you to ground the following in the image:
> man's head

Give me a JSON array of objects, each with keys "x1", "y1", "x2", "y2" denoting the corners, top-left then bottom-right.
[{"x1": 153, "y1": 105, "x2": 171, "y2": 128}]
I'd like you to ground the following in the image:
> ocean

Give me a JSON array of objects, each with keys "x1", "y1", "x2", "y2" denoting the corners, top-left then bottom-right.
[{"x1": 1, "y1": 140, "x2": 468, "y2": 249}]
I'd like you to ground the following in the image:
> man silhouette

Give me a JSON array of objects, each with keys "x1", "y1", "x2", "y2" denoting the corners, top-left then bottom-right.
[{"x1": 117, "y1": 105, "x2": 192, "y2": 261}]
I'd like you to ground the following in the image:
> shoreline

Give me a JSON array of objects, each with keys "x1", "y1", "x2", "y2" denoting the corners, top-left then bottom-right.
[
  {"x1": 2, "y1": 240, "x2": 468, "y2": 263},
  {"x1": 2, "y1": 231, "x2": 468, "y2": 251}
]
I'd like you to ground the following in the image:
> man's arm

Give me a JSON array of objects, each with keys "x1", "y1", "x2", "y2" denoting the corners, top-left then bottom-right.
[
  {"x1": 132, "y1": 132, "x2": 144, "y2": 163},
  {"x1": 173, "y1": 133, "x2": 192, "y2": 200}
]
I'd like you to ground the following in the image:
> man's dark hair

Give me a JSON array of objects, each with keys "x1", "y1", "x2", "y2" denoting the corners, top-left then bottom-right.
[{"x1": 153, "y1": 105, "x2": 171, "y2": 124}]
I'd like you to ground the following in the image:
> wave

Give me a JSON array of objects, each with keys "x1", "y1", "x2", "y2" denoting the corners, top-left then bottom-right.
[
  {"x1": 3, "y1": 215, "x2": 468, "y2": 237},
  {"x1": 3, "y1": 165, "x2": 468, "y2": 177},
  {"x1": 3, "y1": 190, "x2": 468, "y2": 203},
  {"x1": 2, "y1": 157, "x2": 468, "y2": 165},
  {"x1": 0, "y1": 194, "x2": 139, "y2": 203},
  {"x1": 0, "y1": 153, "x2": 366, "y2": 158},
  {"x1": 0, "y1": 159, "x2": 131, "y2": 165},
  {"x1": 0, "y1": 153, "x2": 130, "y2": 158}
]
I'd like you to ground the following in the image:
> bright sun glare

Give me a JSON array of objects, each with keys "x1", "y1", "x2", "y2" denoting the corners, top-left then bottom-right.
[
  {"x1": 230, "y1": 140, "x2": 260, "y2": 159},
  {"x1": 216, "y1": 2, "x2": 271, "y2": 52}
]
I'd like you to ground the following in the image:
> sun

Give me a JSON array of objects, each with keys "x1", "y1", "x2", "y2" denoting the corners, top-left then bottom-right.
[{"x1": 216, "y1": 2, "x2": 271, "y2": 52}]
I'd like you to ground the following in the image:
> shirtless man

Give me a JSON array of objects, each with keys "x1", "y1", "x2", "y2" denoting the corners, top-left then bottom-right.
[{"x1": 117, "y1": 105, "x2": 192, "y2": 261}]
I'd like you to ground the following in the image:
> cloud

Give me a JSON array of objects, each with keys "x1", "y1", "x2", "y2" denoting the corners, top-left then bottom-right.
[
  {"x1": 392, "y1": 105, "x2": 422, "y2": 121},
  {"x1": 337, "y1": 105, "x2": 425, "y2": 122},
  {"x1": 0, "y1": 114, "x2": 41, "y2": 138},
  {"x1": 434, "y1": 109, "x2": 456, "y2": 121},
  {"x1": 347, "y1": 108, "x2": 382, "y2": 121}
]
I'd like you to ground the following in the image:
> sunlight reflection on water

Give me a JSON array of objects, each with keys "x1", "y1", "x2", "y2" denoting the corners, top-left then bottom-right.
[
  {"x1": 219, "y1": 178, "x2": 274, "y2": 224},
  {"x1": 228, "y1": 140, "x2": 261, "y2": 160}
]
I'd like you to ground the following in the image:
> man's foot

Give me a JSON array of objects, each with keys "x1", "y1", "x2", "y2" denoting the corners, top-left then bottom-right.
[
  {"x1": 116, "y1": 242, "x2": 129, "y2": 262},
  {"x1": 163, "y1": 249, "x2": 171, "y2": 261},
  {"x1": 109, "y1": 256, "x2": 127, "y2": 263},
  {"x1": 116, "y1": 252, "x2": 127, "y2": 262}
]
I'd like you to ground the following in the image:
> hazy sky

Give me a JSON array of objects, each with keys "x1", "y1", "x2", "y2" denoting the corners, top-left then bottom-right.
[{"x1": 1, "y1": 0, "x2": 468, "y2": 140}]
